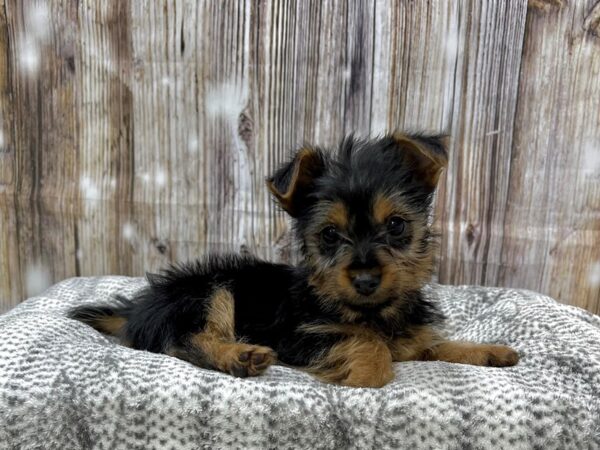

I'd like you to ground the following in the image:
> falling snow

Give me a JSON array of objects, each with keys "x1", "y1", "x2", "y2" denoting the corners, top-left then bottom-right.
[
  {"x1": 18, "y1": 3, "x2": 51, "y2": 75},
  {"x1": 205, "y1": 81, "x2": 248, "y2": 121},
  {"x1": 122, "y1": 223, "x2": 136, "y2": 240},
  {"x1": 20, "y1": 39, "x2": 40, "y2": 73},
  {"x1": 342, "y1": 68, "x2": 352, "y2": 81},
  {"x1": 25, "y1": 264, "x2": 52, "y2": 297},
  {"x1": 155, "y1": 169, "x2": 167, "y2": 187},
  {"x1": 27, "y1": 3, "x2": 51, "y2": 40},
  {"x1": 76, "y1": 249, "x2": 83, "y2": 260},
  {"x1": 188, "y1": 137, "x2": 199, "y2": 153},
  {"x1": 0, "y1": 128, "x2": 4, "y2": 148},
  {"x1": 138, "y1": 170, "x2": 167, "y2": 187},
  {"x1": 581, "y1": 139, "x2": 600, "y2": 177},
  {"x1": 588, "y1": 262, "x2": 600, "y2": 288},
  {"x1": 444, "y1": 27, "x2": 460, "y2": 61},
  {"x1": 79, "y1": 176, "x2": 101, "y2": 199}
]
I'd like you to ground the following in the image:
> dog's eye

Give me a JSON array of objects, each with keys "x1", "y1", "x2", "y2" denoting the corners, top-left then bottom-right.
[
  {"x1": 321, "y1": 225, "x2": 340, "y2": 245},
  {"x1": 387, "y1": 216, "x2": 406, "y2": 236}
]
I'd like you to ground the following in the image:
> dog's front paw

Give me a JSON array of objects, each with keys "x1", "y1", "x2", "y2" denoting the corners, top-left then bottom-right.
[
  {"x1": 227, "y1": 344, "x2": 277, "y2": 377},
  {"x1": 340, "y1": 367, "x2": 395, "y2": 388},
  {"x1": 482, "y1": 345, "x2": 520, "y2": 367},
  {"x1": 424, "y1": 341, "x2": 520, "y2": 367}
]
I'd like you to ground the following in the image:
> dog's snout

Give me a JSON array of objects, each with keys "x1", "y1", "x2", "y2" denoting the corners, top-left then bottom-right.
[{"x1": 351, "y1": 273, "x2": 381, "y2": 296}]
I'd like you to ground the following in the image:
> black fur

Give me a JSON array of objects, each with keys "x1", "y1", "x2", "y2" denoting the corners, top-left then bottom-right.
[
  {"x1": 69, "y1": 254, "x2": 442, "y2": 366},
  {"x1": 69, "y1": 133, "x2": 447, "y2": 371}
]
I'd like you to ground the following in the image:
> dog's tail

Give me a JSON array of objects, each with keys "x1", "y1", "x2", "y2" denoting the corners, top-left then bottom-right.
[{"x1": 68, "y1": 295, "x2": 132, "y2": 337}]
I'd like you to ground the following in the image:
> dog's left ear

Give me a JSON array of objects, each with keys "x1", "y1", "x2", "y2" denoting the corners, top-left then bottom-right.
[
  {"x1": 267, "y1": 147, "x2": 325, "y2": 217},
  {"x1": 392, "y1": 133, "x2": 449, "y2": 189}
]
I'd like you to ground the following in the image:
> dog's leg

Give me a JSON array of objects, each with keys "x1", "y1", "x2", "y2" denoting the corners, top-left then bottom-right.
[
  {"x1": 169, "y1": 288, "x2": 276, "y2": 377},
  {"x1": 302, "y1": 325, "x2": 394, "y2": 388},
  {"x1": 421, "y1": 341, "x2": 519, "y2": 367},
  {"x1": 389, "y1": 326, "x2": 519, "y2": 367}
]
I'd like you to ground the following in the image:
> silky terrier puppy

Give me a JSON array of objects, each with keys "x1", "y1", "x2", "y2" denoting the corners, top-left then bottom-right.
[{"x1": 70, "y1": 133, "x2": 519, "y2": 387}]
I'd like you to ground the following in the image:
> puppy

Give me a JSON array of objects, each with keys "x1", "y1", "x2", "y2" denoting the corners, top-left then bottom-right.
[{"x1": 70, "y1": 133, "x2": 519, "y2": 388}]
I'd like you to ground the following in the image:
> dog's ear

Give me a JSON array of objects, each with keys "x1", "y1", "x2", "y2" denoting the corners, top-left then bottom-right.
[
  {"x1": 392, "y1": 133, "x2": 449, "y2": 189},
  {"x1": 267, "y1": 147, "x2": 325, "y2": 217}
]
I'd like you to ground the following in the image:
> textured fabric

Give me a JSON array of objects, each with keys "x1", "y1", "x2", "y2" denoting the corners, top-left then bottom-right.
[{"x1": 0, "y1": 277, "x2": 599, "y2": 450}]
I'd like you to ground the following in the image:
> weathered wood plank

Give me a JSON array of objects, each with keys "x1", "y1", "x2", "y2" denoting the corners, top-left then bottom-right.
[
  {"x1": 75, "y1": 1, "x2": 135, "y2": 277},
  {"x1": 0, "y1": 0, "x2": 598, "y2": 315},
  {"x1": 370, "y1": 0, "x2": 460, "y2": 133},
  {"x1": 499, "y1": 0, "x2": 600, "y2": 313},
  {"x1": 0, "y1": 1, "x2": 19, "y2": 309},
  {"x1": 436, "y1": 0, "x2": 529, "y2": 288},
  {"x1": 1, "y1": 0, "x2": 80, "y2": 309}
]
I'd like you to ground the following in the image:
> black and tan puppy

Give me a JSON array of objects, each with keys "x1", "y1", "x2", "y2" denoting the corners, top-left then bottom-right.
[{"x1": 70, "y1": 133, "x2": 519, "y2": 388}]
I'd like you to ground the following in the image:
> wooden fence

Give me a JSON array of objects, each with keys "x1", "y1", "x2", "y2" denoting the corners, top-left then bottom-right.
[{"x1": 0, "y1": 0, "x2": 599, "y2": 313}]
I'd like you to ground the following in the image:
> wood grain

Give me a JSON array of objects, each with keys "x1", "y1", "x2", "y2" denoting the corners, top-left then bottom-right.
[
  {"x1": 0, "y1": 0, "x2": 598, "y2": 314},
  {"x1": 499, "y1": 0, "x2": 600, "y2": 312}
]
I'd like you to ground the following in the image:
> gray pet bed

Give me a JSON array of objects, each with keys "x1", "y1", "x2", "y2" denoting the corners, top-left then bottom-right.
[{"x1": 0, "y1": 276, "x2": 599, "y2": 449}]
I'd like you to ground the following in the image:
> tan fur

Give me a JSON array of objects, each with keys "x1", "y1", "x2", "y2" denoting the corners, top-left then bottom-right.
[
  {"x1": 392, "y1": 133, "x2": 448, "y2": 188},
  {"x1": 308, "y1": 229, "x2": 435, "y2": 321},
  {"x1": 189, "y1": 335, "x2": 276, "y2": 376},
  {"x1": 298, "y1": 322, "x2": 374, "y2": 338},
  {"x1": 267, "y1": 148, "x2": 322, "y2": 215},
  {"x1": 305, "y1": 325, "x2": 394, "y2": 388},
  {"x1": 422, "y1": 341, "x2": 520, "y2": 367},
  {"x1": 389, "y1": 326, "x2": 519, "y2": 367},
  {"x1": 94, "y1": 316, "x2": 127, "y2": 336},
  {"x1": 389, "y1": 326, "x2": 442, "y2": 361},
  {"x1": 372, "y1": 194, "x2": 398, "y2": 224},
  {"x1": 204, "y1": 288, "x2": 235, "y2": 339},
  {"x1": 184, "y1": 288, "x2": 276, "y2": 377},
  {"x1": 307, "y1": 190, "x2": 437, "y2": 316},
  {"x1": 327, "y1": 201, "x2": 349, "y2": 229}
]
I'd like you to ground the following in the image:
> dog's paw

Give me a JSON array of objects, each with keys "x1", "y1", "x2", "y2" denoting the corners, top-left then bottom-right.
[
  {"x1": 482, "y1": 345, "x2": 520, "y2": 367},
  {"x1": 340, "y1": 367, "x2": 394, "y2": 388},
  {"x1": 227, "y1": 344, "x2": 277, "y2": 377},
  {"x1": 425, "y1": 341, "x2": 520, "y2": 367}
]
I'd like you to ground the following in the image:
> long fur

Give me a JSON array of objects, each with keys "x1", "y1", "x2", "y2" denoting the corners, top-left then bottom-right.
[{"x1": 67, "y1": 132, "x2": 515, "y2": 388}]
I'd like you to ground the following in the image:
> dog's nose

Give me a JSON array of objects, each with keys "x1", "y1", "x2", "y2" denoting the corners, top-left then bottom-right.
[{"x1": 351, "y1": 273, "x2": 381, "y2": 296}]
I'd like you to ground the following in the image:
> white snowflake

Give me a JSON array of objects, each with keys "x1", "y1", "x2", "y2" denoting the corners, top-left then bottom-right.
[
  {"x1": 27, "y1": 3, "x2": 51, "y2": 40},
  {"x1": 75, "y1": 249, "x2": 83, "y2": 260},
  {"x1": 139, "y1": 172, "x2": 151, "y2": 184},
  {"x1": 342, "y1": 68, "x2": 352, "y2": 81},
  {"x1": 79, "y1": 176, "x2": 101, "y2": 199},
  {"x1": 581, "y1": 139, "x2": 600, "y2": 177},
  {"x1": 161, "y1": 76, "x2": 172, "y2": 86},
  {"x1": 205, "y1": 81, "x2": 248, "y2": 121},
  {"x1": 122, "y1": 223, "x2": 136, "y2": 240},
  {"x1": 486, "y1": 129, "x2": 501, "y2": 136},
  {"x1": 444, "y1": 27, "x2": 460, "y2": 61},
  {"x1": 188, "y1": 137, "x2": 199, "y2": 153},
  {"x1": 25, "y1": 264, "x2": 52, "y2": 297},
  {"x1": 588, "y1": 261, "x2": 600, "y2": 288},
  {"x1": 0, "y1": 127, "x2": 4, "y2": 148},
  {"x1": 20, "y1": 39, "x2": 40, "y2": 73},
  {"x1": 155, "y1": 169, "x2": 167, "y2": 187}
]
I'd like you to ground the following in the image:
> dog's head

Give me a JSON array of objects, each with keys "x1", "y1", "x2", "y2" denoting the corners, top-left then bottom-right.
[{"x1": 268, "y1": 133, "x2": 448, "y2": 309}]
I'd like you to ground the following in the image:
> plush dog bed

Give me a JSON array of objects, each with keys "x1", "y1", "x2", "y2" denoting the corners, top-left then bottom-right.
[{"x1": 0, "y1": 277, "x2": 599, "y2": 449}]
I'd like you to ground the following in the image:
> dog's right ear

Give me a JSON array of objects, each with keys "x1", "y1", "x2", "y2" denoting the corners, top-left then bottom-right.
[
  {"x1": 392, "y1": 132, "x2": 449, "y2": 190},
  {"x1": 267, "y1": 147, "x2": 325, "y2": 217}
]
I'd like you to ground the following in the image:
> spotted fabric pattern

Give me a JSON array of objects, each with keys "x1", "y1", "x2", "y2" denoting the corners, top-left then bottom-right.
[{"x1": 0, "y1": 277, "x2": 599, "y2": 449}]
